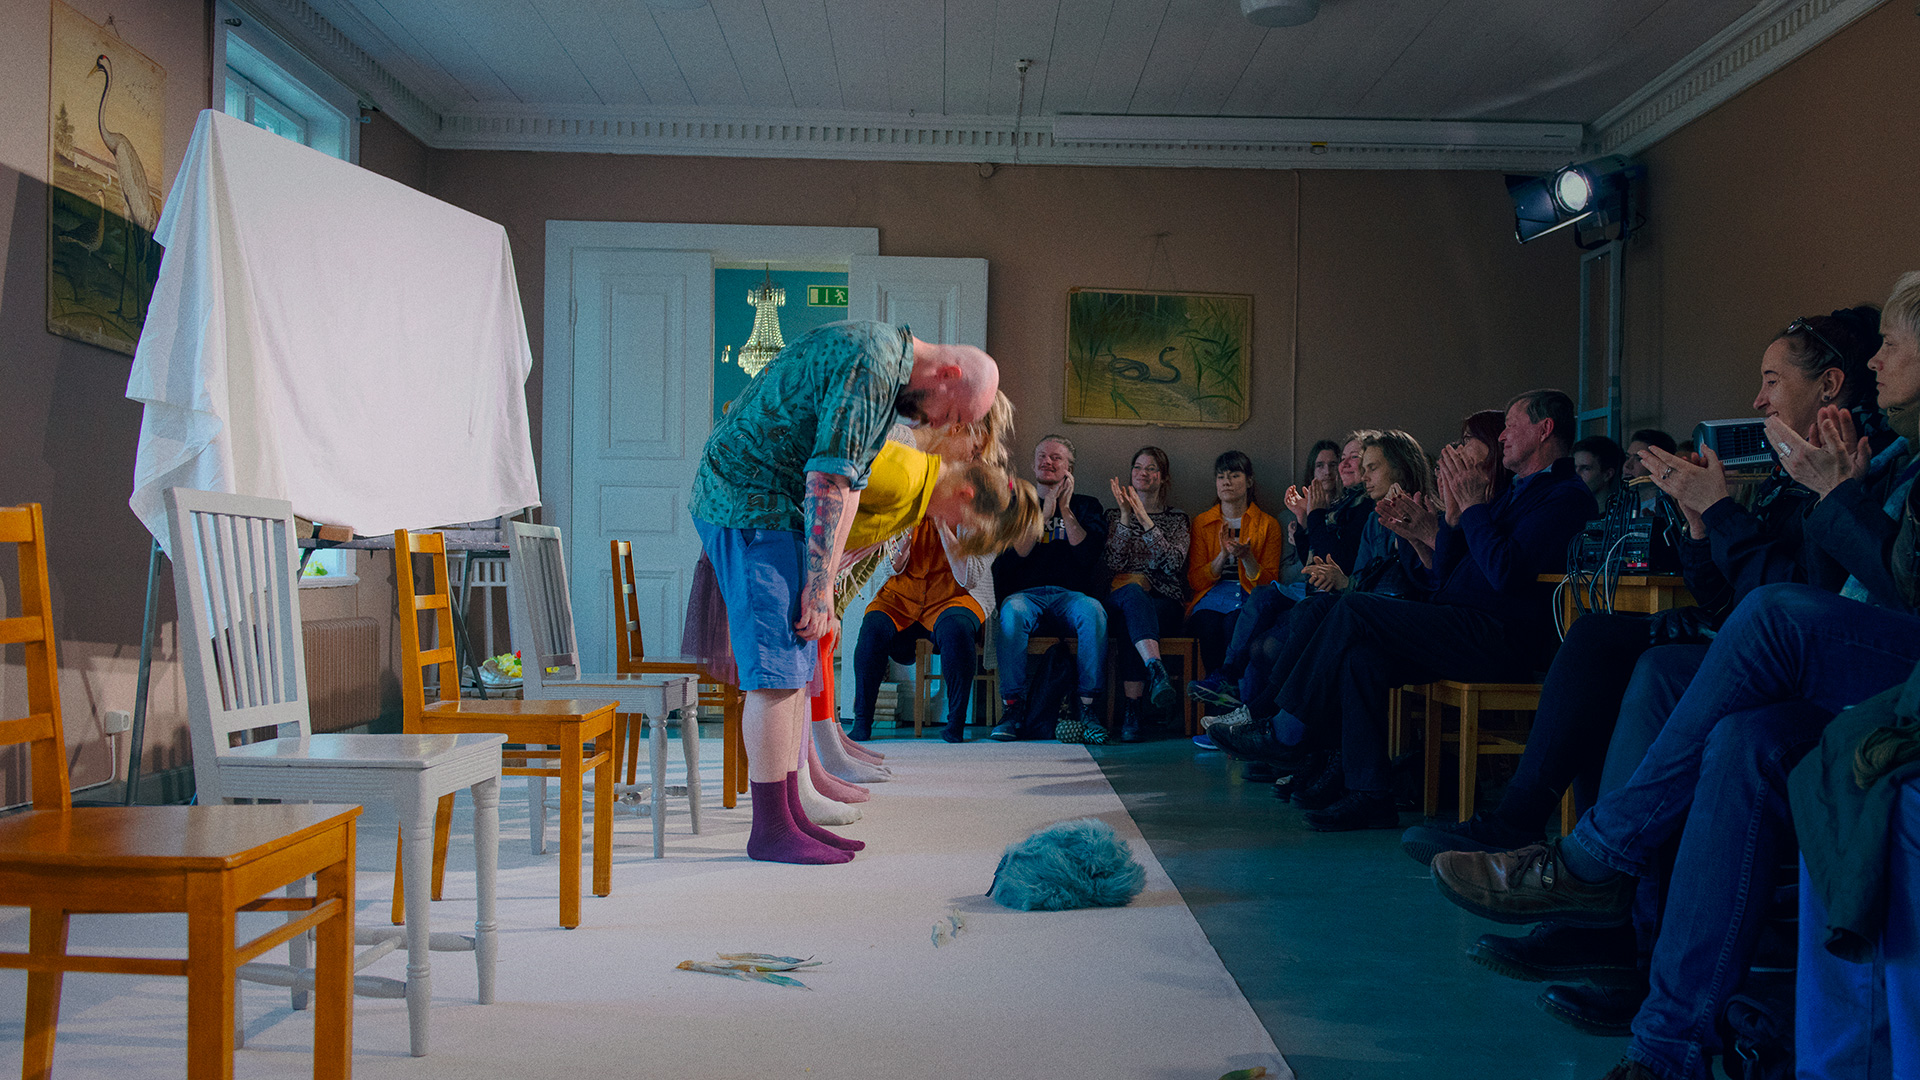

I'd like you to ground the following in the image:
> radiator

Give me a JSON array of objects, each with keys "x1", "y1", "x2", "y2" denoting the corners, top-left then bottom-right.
[{"x1": 303, "y1": 617, "x2": 380, "y2": 734}]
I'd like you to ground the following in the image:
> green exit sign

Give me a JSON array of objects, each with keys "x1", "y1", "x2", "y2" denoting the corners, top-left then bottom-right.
[{"x1": 807, "y1": 285, "x2": 849, "y2": 307}]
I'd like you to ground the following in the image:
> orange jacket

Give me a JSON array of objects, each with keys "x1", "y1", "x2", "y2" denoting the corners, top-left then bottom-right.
[{"x1": 1185, "y1": 502, "x2": 1284, "y2": 615}]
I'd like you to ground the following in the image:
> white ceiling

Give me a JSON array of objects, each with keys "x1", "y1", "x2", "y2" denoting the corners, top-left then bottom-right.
[{"x1": 244, "y1": 0, "x2": 1884, "y2": 169}]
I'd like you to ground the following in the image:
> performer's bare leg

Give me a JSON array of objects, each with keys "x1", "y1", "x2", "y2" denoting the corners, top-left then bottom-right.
[{"x1": 744, "y1": 688, "x2": 854, "y2": 862}]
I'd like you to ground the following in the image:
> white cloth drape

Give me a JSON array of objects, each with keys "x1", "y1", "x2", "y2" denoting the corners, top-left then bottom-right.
[{"x1": 128, "y1": 110, "x2": 539, "y2": 554}]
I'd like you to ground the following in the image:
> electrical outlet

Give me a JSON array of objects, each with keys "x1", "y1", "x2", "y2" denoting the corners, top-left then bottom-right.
[{"x1": 103, "y1": 709, "x2": 131, "y2": 735}]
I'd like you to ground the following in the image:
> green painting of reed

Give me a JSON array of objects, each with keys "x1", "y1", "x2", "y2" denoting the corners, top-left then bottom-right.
[{"x1": 1065, "y1": 288, "x2": 1250, "y2": 427}]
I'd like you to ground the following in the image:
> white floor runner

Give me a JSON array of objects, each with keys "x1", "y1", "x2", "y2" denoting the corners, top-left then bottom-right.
[{"x1": 0, "y1": 741, "x2": 1289, "y2": 1080}]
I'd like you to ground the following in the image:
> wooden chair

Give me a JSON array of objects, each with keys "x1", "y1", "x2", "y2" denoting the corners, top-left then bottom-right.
[
  {"x1": 610, "y1": 538, "x2": 741, "y2": 808},
  {"x1": 1416, "y1": 679, "x2": 1576, "y2": 833},
  {"x1": 912, "y1": 636, "x2": 999, "y2": 736},
  {"x1": 165, "y1": 487, "x2": 506, "y2": 1057},
  {"x1": 1104, "y1": 636, "x2": 1206, "y2": 736},
  {"x1": 0, "y1": 502, "x2": 360, "y2": 1079},
  {"x1": 394, "y1": 527, "x2": 617, "y2": 929},
  {"x1": 505, "y1": 523, "x2": 701, "y2": 859}
]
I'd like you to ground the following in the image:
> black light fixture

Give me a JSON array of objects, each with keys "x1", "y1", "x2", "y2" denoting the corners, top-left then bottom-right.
[{"x1": 1508, "y1": 154, "x2": 1643, "y2": 245}]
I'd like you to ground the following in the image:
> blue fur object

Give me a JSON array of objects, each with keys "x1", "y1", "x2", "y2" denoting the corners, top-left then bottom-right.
[{"x1": 987, "y1": 818, "x2": 1146, "y2": 911}]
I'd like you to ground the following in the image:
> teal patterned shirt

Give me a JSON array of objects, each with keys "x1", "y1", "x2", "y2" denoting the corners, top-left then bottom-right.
[{"x1": 691, "y1": 321, "x2": 915, "y2": 533}]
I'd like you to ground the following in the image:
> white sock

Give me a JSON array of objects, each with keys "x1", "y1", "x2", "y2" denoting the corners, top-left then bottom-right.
[
  {"x1": 797, "y1": 755, "x2": 862, "y2": 825},
  {"x1": 812, "y1": 719, "x2": 891, "y2": 783}
]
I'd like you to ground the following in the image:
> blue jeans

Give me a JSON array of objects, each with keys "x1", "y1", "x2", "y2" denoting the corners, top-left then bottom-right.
[
  {"x1": 1572, "y1": 585, "x2": 1920, "y2": 878},
  {"x1": 996, "y1": 587, "x2": 1106, "y2": 698},
  {"x1": 1624, "y1": 700, "x2": 1829, "y2": 1080},
  {"x1": 1797, "y1": 785, "x2": 1920, "y2": 1080},
  {"x1": 1106, "y1": 584, "x2": 1184, "y2": 683}
]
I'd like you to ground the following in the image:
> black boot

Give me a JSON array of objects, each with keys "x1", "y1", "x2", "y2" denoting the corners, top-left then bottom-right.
[
  {"x1": 1146, "y1": 658, "x2": 1180, "y2": 711},
  {"x1": 1292, "y1": 752, "x2": 1346, "y2": 811},
  {"x1": 848, "y1": 717, "x2": 874, "y2": 741},
  {"x1": 1120, "y1": 698, "x2": 1143, "y2": 742}
]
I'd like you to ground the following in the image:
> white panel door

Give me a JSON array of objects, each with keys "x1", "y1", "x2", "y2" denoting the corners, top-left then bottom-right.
[
  {"x1": 569, "y1": 248, "x2": 713, "y2": 671},
  {"x1": 848, "y1": 255, "x2": 988, "y2": 348},
  {"x1": 838, "y1": 255, "x2": 989, "y2": 714}
]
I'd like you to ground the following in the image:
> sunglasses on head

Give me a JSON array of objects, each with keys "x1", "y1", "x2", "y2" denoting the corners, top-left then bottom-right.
[{"x1": 1784, "y1": 317, "x2": 1845, "y2": 364}]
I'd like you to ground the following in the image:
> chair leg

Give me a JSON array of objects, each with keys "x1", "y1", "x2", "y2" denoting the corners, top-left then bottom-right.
[
  {"x1": 1560, "y1": 787, "x2": 1577, "y2": 836},
  {"x1": 593, "y1": 729, "x2": 614, "y2": 899},
  {"x1": 184, "y1": 876, "x2": 239, "y2": 1079},
  {"x1": 529, "y1": 771, "x2": 549, "y2": 855},
  {"x1": 285, "y1": 876, "x2": 309, "y2": 1013},
  {"x1": 311, "y1": 828, "x2": 356, "y2": 1080},
  {"x1": 1458, "y1": 695, "x2": 1481, "y2": 823},
  {"x1": 23, "y1": 907, "x2": 69, "y2": 1080},
  {"x1": 651, "y1": 711, "x2": 668, "y2": 859},
  {"x1": 1387, "y1": 689, "x2": 1404, "y2": 757},
  {"x1": 1423, "y1": 688, "x2": 1442, "y2": 819},
  {"x1": 559, "y1": 739, "x2": 584, "y2": 929},
  {"x1": 401, "y1": 802, "x2": 437, "y2": 1056},
  {"x1": 431, "y1": 792, "x2": 455, "y2": 900},
  {"x1": 390, "y1": 828, "x2": 406, "y2": 926},
  {"x1": 679, "y1": 706, "x2": 704, "y2": 835},
  {"x1": 914, "y1": 640, "x2": 931, "y2": 738},
  {"x1": 721, "y1": 703, "x2": 740, "y2": 809},
  {"x1": 471, "y1": 775, "x2": 500, "y2": 1005}
]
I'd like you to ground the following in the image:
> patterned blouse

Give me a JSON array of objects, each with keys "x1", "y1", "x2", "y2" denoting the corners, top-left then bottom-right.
[{"x1": 1104, "y1": 506, "x2": 1192, "y2": 601}]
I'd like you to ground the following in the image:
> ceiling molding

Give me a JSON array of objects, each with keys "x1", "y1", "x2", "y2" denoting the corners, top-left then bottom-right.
[
  {"x1": 432, "y1": 106, "x2": 1584, "y2": 172},
  {"x1": 232, "y1": 0, "x2": 440, "y2": 144},
  {"x1": 243, "y1": 0, "x2": 1886, "y2": 173},
  {"x1": 1594, "y1": 0, "x2": 1887, "y2": 157}
]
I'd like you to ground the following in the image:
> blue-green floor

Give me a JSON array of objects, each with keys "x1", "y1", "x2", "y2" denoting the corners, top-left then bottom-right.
[{"x1": 1085, "y1": 738, "x2": 1629, "y2": 1080}]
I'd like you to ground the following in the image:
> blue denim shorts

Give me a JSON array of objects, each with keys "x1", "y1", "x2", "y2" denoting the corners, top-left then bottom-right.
[{"x1": 694, "y1": 519, "x2": 816, "y2": 691}]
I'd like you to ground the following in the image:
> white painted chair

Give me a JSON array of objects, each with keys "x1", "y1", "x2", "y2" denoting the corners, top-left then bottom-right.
[
  {"x1": 506, "y1": 521, "x2": 702, "y2": 858},
  {"x1": 164, "y1": 487, "x2": 507, "y2": 1058}
]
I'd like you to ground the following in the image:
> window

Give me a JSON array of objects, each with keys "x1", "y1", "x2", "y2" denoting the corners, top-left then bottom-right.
[
  {"x1": 218, "y1": 4, "x2": 358, "y2": 162},
  {"x1": 300, "y1": 547, "x2": 358, "y2": 588}
]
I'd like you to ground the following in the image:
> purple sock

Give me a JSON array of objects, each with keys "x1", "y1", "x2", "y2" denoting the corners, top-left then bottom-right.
[
  {"x1": 785, "y1": 772, "x2": 864, "y2": 851},
  {"x1": 746, "y1": 777, "x2": 854, "y2": 864}
]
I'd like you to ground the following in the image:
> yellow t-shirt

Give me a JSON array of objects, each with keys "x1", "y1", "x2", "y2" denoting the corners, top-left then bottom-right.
[{"x1": 845, "y1": 440, "x2": 941, "y2": 552}]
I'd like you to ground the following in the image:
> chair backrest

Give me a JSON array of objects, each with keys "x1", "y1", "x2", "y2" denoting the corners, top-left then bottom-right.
[
  {"x1": 610, "y1": 540, "x2": 644, "y2": 673},
  {"x1": 393, "y1": 528, "x2": 461, "y2": 717},
  {"x1": 506, "y1": 522, "x2": 581, "y2": 685},
  {"x1": 1, "y1": 504, "x2": 70, "y2": 810},
  {"x1": 163, "y1": 488, "x2": 313, "y2": 803}
]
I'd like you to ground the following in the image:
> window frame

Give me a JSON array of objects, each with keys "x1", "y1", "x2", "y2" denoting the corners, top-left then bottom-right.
[{"x1": 214, "y1": 1, "x2": 360, "y2": 163}]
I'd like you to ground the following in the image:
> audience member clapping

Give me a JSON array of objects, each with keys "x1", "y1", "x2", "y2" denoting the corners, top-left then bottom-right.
[{"x1": 1098, "y1": 447, "x2": 1192, "y2": 744}]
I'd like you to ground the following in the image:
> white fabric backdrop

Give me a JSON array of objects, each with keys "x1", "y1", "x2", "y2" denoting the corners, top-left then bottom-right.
[{"x1": 127, "y1": 110, "x2": 539, "y2": 553}]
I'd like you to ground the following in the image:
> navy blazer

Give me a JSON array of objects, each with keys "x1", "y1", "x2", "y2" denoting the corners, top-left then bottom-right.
[{"x1": 1406, "y1": 456, "x2": 1596, "y2": 638}]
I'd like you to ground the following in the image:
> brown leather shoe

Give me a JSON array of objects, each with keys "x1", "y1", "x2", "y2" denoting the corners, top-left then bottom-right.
[{"x1": 1432, "y1": 839, "x2": 1634, "y2": 927}]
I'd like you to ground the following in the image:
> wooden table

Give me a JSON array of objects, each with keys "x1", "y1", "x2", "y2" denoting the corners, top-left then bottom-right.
[
  {"x1": 0, "y1": 803, "x2": 361, "y2": 1079},
  {"x1": 1540, "y1": 572, "x2": 1695, "y2": 634}
]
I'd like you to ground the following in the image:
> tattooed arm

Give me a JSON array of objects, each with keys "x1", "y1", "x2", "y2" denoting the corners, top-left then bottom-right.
[{"x1": 797, "y1": 471, "x2": 860, "y2": 641}]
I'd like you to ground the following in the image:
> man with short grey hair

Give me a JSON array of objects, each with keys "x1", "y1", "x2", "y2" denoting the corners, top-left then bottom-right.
[{"x1": 988, "y1": 435, "x2": 1112, "y2": 743}]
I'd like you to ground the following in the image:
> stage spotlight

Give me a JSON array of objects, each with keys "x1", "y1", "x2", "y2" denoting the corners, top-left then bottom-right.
[{"x1": 1507, "y1": 155, "x2": 1643, "y2": 245}]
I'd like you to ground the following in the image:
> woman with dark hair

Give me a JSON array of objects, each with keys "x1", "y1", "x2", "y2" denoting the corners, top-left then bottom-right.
[
  {"x1": 1182, "y1": 450, "x2": 1285, "y2": 738},
  {"x1": 1285, "y1": 432, "x2": 1377, "y2": 576},
  {"x1": 1087, "y1": 446, "x2": 1191, "y2": 745},
  {"x1": 1380, "y1": 411, "x2": 1511, "y2": 570},
  {"x1": 1285, "y1": 439, "x2": 1343, "y2": 567}
]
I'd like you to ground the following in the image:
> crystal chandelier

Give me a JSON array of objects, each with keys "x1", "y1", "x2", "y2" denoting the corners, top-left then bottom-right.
[{"x1": 734, "y1": 265, "x2": 786, "y2": 377}]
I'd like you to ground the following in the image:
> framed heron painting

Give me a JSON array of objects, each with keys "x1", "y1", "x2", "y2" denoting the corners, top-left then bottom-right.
[
  {"x1": 1065, "y1": 288, "x2": 1251, "y2": 428},
  {"x1": 48, "y1": 1, "x2": 166, "y2": 355}
]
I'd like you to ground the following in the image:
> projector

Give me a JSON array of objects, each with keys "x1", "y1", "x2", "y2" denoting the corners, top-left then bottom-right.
[
  {"x1": 1241, "y1": 0, "x2": 1320, "y2": 27},
  {"x1": 1693, "y1": 419, "x2": 1772, "y2": 469}
]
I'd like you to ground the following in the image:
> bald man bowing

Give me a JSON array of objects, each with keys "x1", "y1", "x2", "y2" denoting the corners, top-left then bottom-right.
[{"x1": 691, "y1": 321, "x2": 999, "y2": 863}]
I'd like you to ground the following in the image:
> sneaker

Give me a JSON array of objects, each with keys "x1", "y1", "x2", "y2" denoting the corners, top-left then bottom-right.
[
  {"x1": 1191, "y1": 731, "x2": 1220, "y2": 750},
  {"x1": 987, "y1": 720, "x2": 1020, "y2": 742},
  {"x1": 1146, "y1": 658, "x2": 1181, "y2": 711},
  {"x1": 1400, "y1": 811, "x2": 1541, "y2": 867},
  {"x1": 1432, "y1": 839, "x2": 1636, "y2": 927},
  {"x1": 1188, "y1": 672, "x2": 1241, "y2": 708},
  {"x1": 1082, "y1": 720, "x2": 1112, "y2": 745},
  {"x1": 1203, "y1": 703, "x2": 1253, "y2": 730}
]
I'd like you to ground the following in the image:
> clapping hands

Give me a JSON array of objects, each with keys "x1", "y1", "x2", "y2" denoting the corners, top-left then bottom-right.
[
  {"x1": 1302, "y1": 554, "x2": 1348, "y2": 592},
  {"x1": 1765, "y1": 405, "x2": 1869, "y2": 499}
]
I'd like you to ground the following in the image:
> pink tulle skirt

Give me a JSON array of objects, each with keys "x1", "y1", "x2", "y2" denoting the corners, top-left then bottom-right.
[{"x1": 680, "y1": 553, "x2": 828, "y2": 696}]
